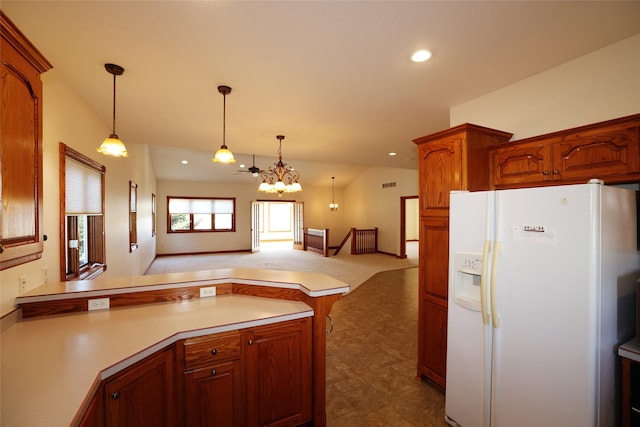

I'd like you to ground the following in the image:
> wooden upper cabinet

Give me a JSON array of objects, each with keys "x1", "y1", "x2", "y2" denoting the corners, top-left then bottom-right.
[
  {"x1": 417, "y1": 138, "x2": 462, "y2": 210},
  {"x1": 491, "y1": 114, "x2": 640, "y2": 188},
  {"x1": 414, "y1": 124, "x2": 513, "y2": 211},
  {"x1": 491, "y1": 142, "x2": 552, "y2": 187},
  {"x1": 0, "y1": 12, "x2": 52, "y2": 270}
]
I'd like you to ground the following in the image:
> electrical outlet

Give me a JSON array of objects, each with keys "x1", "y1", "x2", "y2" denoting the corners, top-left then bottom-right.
[
  {"x1": 200, "y1": 286, "x2": 216, "y2": 298},
  {"x1": 88, "y1": 298, "x2": 110, "y2": 311},
  {"x1": 18, "y1": 276, "x2": 27, "y2": 294}
]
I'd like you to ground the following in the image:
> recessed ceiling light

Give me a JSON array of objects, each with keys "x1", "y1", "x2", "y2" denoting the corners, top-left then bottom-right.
[
  {"x1": 411, "y1": 50, "x2": 432, "y2": 63},
  {"x1": 239, "y1": 164, "x2": 246, "y2": 168},
  {"x1": 388, "y1": 152, "x2": 397, "y2": 156},
  {"x1": 181, "y1": 160, "x2": 188, "y2": 164}
]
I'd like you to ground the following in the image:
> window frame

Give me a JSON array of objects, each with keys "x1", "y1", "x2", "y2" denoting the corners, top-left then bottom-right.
[
  {"x1": 59, "y1": 143, "x2": 106, "y2": 281},
  {"x1": 129, "y1": 181, "x2": 138, "y2": 252},
  {"x1": 166, "y1": 196, "x2": 236, "y2": 233}
]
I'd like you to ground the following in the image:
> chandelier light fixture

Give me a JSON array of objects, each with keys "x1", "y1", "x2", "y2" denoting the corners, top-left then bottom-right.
[
  {"x1": 329, "y1": 176, "x2": 339, "y2": 211},
  {"x1": 212, "y1": 85, "x2": 236, "y2": 164},
  {"x1": 97, "y1": 63, "x2": 128, "y2": 157},
  {"x1": 258, "y1": 135, "x2": 302, "y2": 197}
]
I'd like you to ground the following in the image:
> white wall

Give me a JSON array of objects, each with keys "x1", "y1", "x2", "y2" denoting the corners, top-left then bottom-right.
[
  {"x1": 451, "y1": 34, "x2": 640, "y2": 138},
  {"x1": 0, "y1": 71, "x2": 157, "y2": 317},
  {"x1": 344, "y1": 167, "x2": 419, "y2": 255}
]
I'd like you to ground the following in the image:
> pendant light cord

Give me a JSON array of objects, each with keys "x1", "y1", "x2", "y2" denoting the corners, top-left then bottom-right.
[
  {"x1": 111, "y1": 72, "x2": 117, "y2": 135},
  {"x1": 222, "y1": 92, "x2": 226, "y2": 147}
]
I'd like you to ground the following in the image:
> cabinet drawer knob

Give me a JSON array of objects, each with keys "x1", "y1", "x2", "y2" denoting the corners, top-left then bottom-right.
[
  {"x1": 211, "y1": 348, "x2": 217, "y2": 355},
  {"x1": 248, "y1": 339, "x2": 254, "y2": 346},
  {"x1": 111, "y1": 391, "x2": 120, "y2": 400},
  {"x1": 211, "y1": 369, "x2": 217, "y2": 376}
]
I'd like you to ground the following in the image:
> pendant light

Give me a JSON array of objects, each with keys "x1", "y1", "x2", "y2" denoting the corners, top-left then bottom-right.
[
  {"x1": 97, "y1": 63, "x2": 128, "y2": 157},
  {"x1": 258, "y1": 135, "x2": 302, "y2": 197},
  {"x1": 329, "y1": 176, "x2": 339, "y2": 211},
  {"x1": 212, "y1": 85, "x2": 236, "y2": 164}
]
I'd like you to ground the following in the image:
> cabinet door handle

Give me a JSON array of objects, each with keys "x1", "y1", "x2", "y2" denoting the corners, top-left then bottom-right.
[
  {"x1": 211, "y1": 369, "x2": 217, "y2": 376},
  {"x1": 552, "y1": 169, "x2": 559, "y2": 175},
  {"x1": 111, "y1": 391, "x2": 120, "y2": 400},
  {"x1": 211, "y1": 348, "x2": 217, "y2": 355},
  {"x1": 248, "y1": 339, "x2": 254, "y2": 346},
  {"x1": 542, "y1": 170, "x2": 550, "y2": 176},
  {"x1": 0, "y1": 243, "x2": 3, "y2": 254},
  {"x1": 326, "y1": 314, "x2": 334, "y2": 334}
]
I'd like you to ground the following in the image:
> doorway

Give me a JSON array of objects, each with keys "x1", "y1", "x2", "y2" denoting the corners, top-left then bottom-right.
[
  {"x1": 400, "y1": 196, "x2": 419, "y2": 260},
  {"x1": 251, "y1": 201, "x2": 304, "y2": 252}
]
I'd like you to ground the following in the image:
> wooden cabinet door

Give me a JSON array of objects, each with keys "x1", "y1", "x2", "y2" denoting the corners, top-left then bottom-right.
[
  {"x1": 105, "y1": 348, "x2": 176, "y2": 427},
  {"x1": 184, "y1": 360, "x2": 244, "y2": 427},
  {"x1": 417, "y1": 215, "x2": 449, "y2": 390},
  {"x1": 418, "y1": 295, "x2": 448, "y2": 389},
  {"x1": 421, "y1": 214, "x2": 449, "y2": 299},
  {"x1": 0, "y1": 13, "x2": 51, "y2": 270},
  {"x1": 552, "y1": 127, "x2": 640, "y2": 182},
  {"x1": 491, "y1": 141, "x2": 552, "y2": 187},
  {"x1": 418, "y1": 137, "x2": 462, "y2": 211},
  {"x1": 245, "y1": 318, "x2": 312, "y2": 427}
]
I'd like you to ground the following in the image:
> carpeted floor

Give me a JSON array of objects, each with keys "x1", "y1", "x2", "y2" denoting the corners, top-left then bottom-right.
[{"x1": 146, "y1": 242, "x2": 418, "y2": 292}]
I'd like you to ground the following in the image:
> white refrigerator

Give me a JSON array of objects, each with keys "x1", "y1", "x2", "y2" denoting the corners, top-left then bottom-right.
[{"x1": 445, "y1": 181, "x2": 640, "y2": 427}]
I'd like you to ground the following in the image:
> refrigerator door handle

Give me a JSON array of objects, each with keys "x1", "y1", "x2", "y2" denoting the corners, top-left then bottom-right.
[
  {"x1": 491, "y1": 241, "x2": 502, "y2": 329},
  {"x1": 480, "y1": 239, "x2": 491, "y2": 325}
]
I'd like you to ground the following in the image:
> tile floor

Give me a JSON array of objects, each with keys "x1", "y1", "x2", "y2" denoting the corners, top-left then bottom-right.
[{"x1": 325, "y1": 267, "x2": 447, "y2": 426}]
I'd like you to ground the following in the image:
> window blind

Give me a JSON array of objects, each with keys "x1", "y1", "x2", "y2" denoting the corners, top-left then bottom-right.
[
  {"x1": 168, "y1": 198, "x2": 234, "y2": 214},
  {"x1": 66, "y1": 157, "x2": 103, "y2": 214}
]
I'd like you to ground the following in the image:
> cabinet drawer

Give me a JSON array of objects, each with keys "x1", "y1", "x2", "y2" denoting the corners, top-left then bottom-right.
[{"x1": 183, "y1": 331, "x2": 241, "y2": 370}]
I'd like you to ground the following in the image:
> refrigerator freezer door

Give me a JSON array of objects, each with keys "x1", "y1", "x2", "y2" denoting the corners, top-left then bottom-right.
[
  {"x1": 446, "y1": 191, "x2": 494, "y2": 427},
  {"x1": 491, "y1": 184, "x2": 597, "y2": 427}
]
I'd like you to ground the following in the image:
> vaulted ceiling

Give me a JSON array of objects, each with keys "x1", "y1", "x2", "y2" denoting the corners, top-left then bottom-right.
[{"x1": 4, "y1": 1, "x2": 640, "y2": 187}]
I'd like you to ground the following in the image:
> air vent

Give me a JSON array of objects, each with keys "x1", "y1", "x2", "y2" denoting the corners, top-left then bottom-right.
[{"x1": 382, "y1": 182, "x2": 396, "y2": 189}]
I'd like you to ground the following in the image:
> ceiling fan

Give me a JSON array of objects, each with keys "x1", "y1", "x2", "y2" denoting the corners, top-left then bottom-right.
[{"x1": 236, "y1": 155, "x2": 263, "y2": 177}]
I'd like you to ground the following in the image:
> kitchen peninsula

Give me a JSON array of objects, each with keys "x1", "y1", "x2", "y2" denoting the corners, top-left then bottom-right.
[{"x1": 1, "y1": 268, "x2": 349, "y2": 426}]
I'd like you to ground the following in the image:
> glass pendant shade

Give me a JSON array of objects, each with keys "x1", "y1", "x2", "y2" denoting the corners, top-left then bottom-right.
[
  {"x1": 98, "y1": 64, "x2": 128, "y2": 157},
  {"x1": 213, "y1": 145, "x2": 235, "y2": 163},
  {"x1": 212, "y1": 85, "x2": 236, "y2": 164},
  {"x1": 98, "y1": 134, "x2": 128, "y2": 157}
]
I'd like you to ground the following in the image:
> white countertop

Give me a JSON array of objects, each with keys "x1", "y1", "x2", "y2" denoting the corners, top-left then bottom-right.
[
  {"x1": 1, "y1": 294, "x2": 313, "y2": 426},
  {"x1": 16, "y1": 267, "x2": 350, "y2": 303},
  {"x1": 619, "y1": 338, "x2": 640, "y2": 363}
]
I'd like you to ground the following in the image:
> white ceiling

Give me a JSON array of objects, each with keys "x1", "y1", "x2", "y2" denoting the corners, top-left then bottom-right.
[{"x1": 3, "y1": 1, "x2": 640, "y2": 187}]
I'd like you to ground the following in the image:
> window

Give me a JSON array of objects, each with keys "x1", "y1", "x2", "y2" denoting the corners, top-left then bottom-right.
[
  {"x1": 151, "y1": 193, "x2": 156, "y2": 237},
  {"x1": 167, "y1": 197, "x2": 235, "y2": 232},
  {"x1": 60, "y1": 143, "x2": 106, "y2": 281},
  {"x1": 129, "y1": 181, "x2": 138, "y2": 252}
]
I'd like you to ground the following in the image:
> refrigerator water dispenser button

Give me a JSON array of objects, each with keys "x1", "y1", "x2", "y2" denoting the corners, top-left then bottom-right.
[{"x1": 453, "y1": 252, "x2": 483, "y2": 311}]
